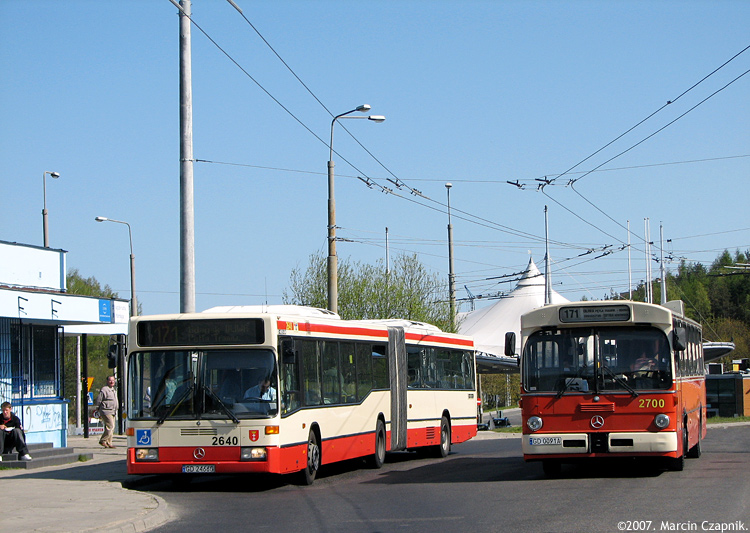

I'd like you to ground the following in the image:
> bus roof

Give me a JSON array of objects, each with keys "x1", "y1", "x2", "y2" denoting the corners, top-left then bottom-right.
[{"x1": 520, "y1": 299, "x2": 693, "y2": 331}]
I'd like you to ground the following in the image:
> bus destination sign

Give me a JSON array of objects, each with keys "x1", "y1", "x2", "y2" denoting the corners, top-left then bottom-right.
[
  {"x1": 137, "y1": 318, "x2": 265, "y2": 347},
  {"x1": 559, "y1": 305, "x2": 631, "y2": 323}
]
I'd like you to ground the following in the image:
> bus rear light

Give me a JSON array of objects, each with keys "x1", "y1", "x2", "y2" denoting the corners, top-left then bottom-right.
[
  {"x1": 527, "y1": 416, "x2": 543, "y2": 432},
  {"x1": 241, "y1": 447, "x2": 267, "y2": 461},
  {"x1": 265, "y1": 426, "x2": 279, "y2": 435},
  {"x1": 654, "y1": 414, "x2": 670, "y2": 429},
  {"x1": 135, "y1": 448, "x2": 159, "y2": 461}
]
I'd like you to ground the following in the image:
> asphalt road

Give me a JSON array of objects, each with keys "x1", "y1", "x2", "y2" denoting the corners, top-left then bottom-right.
[{"x1": 129, "y1": 424, "x2": 750, "y2": 533}]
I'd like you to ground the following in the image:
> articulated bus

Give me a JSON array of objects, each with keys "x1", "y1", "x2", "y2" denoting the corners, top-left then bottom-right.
[
  {"x1": 508, "y1": 300, "x2": 705, "y2": 476},
  {"x1": 125, "y1": 305, "x2": 477, "y2": 484}
]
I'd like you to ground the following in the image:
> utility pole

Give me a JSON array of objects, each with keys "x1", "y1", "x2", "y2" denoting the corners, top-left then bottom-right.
[
  {"x1": 446, "y1": 183, "x2": 456, "y2": 329},
  {"x1": 178, "y1": 0, "x2": 195, "y2": 313},
  {"x1": 660, "y1": 223, "x2": 667, "y2": 304},
  {"x1": 544, "y1": 206, "x2": 552, "y2": 305}
]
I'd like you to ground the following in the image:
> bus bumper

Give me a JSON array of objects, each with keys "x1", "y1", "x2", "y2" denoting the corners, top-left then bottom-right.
[
  {"x1": 522, "y1": 431, "x2": 678, "y2": 457},
  {"x1": 127, "y1": 443, "x2": 307, "y2": 475}
]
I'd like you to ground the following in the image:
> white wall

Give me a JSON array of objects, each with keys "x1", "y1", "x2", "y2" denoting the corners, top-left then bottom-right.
[{"x1": 0, "y1": 241, "x2": 66, "y2": 291}]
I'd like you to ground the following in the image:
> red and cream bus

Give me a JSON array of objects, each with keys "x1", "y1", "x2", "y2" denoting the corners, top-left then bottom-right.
[
  {"x1": 126, "y1": 305, "x2": 477, "y2": 483},
  {"x1": 507, "y1": 299, "x2": 705, "y2": 476}
]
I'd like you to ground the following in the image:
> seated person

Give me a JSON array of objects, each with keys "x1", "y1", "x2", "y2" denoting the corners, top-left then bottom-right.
[
  {"x1": 244, "y1": 376, "x2": 277, "y2": 402},
  {"x1": 631, "y1": 352, "x2": 658, "y2": 371},
  {"x1": 0, "y1": 401, "x2": 32, "y2": 461}
]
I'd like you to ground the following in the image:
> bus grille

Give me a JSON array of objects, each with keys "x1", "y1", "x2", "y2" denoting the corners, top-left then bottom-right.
[
  {"x1": 180, "y1": 428, "x2": 218, "y2": 436},
  {"x1": 579, "y1": 403, "x2": 615, "y2": 412}
]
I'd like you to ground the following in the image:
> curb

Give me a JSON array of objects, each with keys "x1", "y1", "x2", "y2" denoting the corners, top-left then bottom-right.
[{"x1": 95, "y1": 491, "x2": 173, "y2": 533}]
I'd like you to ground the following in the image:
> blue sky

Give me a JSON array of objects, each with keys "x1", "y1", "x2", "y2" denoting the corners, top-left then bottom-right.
[{"x1": 2, "y1": 1, "x2": 748, "y2": 317}]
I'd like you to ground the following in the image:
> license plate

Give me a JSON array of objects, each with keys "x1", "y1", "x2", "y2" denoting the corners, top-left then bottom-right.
[
  {"x1": 529, "y1": 437, "x2": 562, "y2": 446},
  {"x1": 182, "y1": 464, "x2": 215, "y2": 474}
]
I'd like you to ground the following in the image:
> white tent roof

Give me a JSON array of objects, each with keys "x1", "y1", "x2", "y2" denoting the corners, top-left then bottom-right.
[{"x1": 458, "y1": 258, "x2": 568, "y2": 357}]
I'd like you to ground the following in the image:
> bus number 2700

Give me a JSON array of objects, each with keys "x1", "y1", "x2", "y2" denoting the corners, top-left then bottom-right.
[
  {"x1": 212, "y1": 436, "x2": 239, "y2": 446},
  {"x1": 638, "y1": 398, "x2": 665, "y2": 408}
]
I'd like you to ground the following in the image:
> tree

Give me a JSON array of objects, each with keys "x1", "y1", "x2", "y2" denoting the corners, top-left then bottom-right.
[
  {"x1": 480, "y1": 373, "x2": 520, "y2": 410},
  {"x1": 283, "y1": 251, "x2": 454, "y2": 331},
  {"x1": 63, "y1": 269, "x2": 119, "y2": 422}
]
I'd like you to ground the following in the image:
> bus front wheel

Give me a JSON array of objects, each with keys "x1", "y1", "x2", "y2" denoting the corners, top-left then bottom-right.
[
  {"x1": 667, "y1": 422, "x2": 687, "y2": 471},
  {"x1": 299, "y1": 429, "x2": 321, "y2": 485}
]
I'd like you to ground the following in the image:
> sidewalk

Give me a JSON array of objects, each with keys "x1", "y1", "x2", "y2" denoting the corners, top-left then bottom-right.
[{"x1": 0, "y1": 434, "x2": 172, "y2": 533}]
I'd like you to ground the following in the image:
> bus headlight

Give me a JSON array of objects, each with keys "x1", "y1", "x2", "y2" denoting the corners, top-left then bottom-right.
[
  {"x1": 135, "y1": 448, "x2": 159, "y2": 461},
  {"x1": 527, "y1": 416, "x2": 543, "y2": 432},
  {"x1": 654, "y1": 414, "x2": 670, "y2": 429},
  {"x1": 241, "y1": 447, "x2": 267, "y2": 461}
]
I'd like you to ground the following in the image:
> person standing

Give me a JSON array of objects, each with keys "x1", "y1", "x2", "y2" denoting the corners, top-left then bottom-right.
[
  {"x1": 0, "y1": 401, "x2": 32, "y2": 461},
  {"x1": 94, "y1": 376, "x2": 118, "y2": 448}
]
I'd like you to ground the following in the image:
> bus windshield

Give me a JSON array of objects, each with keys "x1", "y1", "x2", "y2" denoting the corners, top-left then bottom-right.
[
  {"x1": 128, "y1": 349, "x2": 278, "y2": 420},
  {"x1": 523, "y1": 326, "x2": 672, "y2": 393}
]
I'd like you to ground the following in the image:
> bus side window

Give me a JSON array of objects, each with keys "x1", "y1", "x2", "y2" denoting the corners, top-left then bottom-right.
[
  {"x1": 407, "y1": 346, "x2": 422, "y2": 388},
  {"x1": 300, "y1": 340, "x2": 321, "y2": 406},
  {"x1": 280, "y1": 339, "x2": 301, "y2": 415},
  {"x1": 321, "y1": 341, "x2": 341, "y2": 405},
  {"x1": 355, "y1": 343, "x2": 373, "y2": 400},
  {"x1": 372, "y1": 344, "x2": 388, "y2": 389}
]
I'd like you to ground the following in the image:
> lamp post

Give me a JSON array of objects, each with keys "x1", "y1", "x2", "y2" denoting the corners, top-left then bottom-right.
[
  {"x1": 327, "y1": 104, "x2": 385, "y2": 313},
  {"x1": 42, "y1": 171, "x2": 60, "y2": 247},
  {"x1": 446, "y1": 183, "x2": 456, "y2": 329},
  {"x1": 95, "y1": 217, "x2": 138, "y2": 316}
]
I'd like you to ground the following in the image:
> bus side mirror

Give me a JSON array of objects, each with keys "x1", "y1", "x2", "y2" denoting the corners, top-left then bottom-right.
[
  {"x1": 504, "y1": 332, "x2": 516, "y2": 357},
  {"x1": 673, "y1": 327, "x2": 686, "y2": 352},
  {"x1": 281, "y1": 340, "x2": 295, "y2": 364}
]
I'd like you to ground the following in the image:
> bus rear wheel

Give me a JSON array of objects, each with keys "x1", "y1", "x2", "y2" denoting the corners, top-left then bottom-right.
[
  {"x1": 433, "y1": 416, "x2": 451, "y2": 458},
  {"x1": 687, "y1": 414, "x2": 702, "y2": 459},
  {"x1": 369, "y1": 419, "x2": 386, "y2": 469}
]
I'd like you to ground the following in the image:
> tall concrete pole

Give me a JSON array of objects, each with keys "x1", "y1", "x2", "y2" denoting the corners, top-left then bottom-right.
[
  {"x1": 544, "y1": 205, "x2": 552, "y2": 305},
  {"x1": 659, "y1": 223, "x2": 667, "y2": 305},
  {"x1": 446, "y1": 183, "x2": 456, "y2": 329},
  {"x1": 179, "y1": 0, "x2": 196, "y2": 313}
]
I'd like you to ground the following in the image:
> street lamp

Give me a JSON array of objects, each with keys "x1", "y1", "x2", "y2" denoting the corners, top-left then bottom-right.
[
  {"x1": 327, "y1": 104, "x2": 385, "y2": 313},
  {"x1": 95, "y1": 216, "x2": 138, "y2": 316},
  {"x1": 446, "y1": 183, "x2": 456, "y2": 329},
  {"x1": 42, "y1": 171, "x2": 60, "y2": 247}
]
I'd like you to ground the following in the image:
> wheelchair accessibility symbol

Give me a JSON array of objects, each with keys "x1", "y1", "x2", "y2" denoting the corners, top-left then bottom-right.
[{"x1": 136, "y1": 429, "x2": 152, "y2": 445}]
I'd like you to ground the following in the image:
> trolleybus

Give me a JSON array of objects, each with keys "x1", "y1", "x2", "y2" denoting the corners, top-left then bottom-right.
[
  {"x1": 507, "y1": 299, "x2": 705, "y2": 476},
  {"x1": 126, "y1": 305, "x2": 477, "y2": 483}
]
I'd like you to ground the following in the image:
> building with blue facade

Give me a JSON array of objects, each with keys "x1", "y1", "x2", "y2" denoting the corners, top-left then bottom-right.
[{"x1": 0, "y1": 241, "x2": 128, "y2": 447}]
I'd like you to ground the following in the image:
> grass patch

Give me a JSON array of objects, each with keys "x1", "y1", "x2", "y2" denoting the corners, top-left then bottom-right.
[
  {"x1": 78, "y1": 454, "x2": 91, "y2": 462},
  {"x1": 492, "y1": 426, "x2": 523, "y2": 434},
  {"x1": 707, "y1": 415, "x2": 750, "y2": 424}
]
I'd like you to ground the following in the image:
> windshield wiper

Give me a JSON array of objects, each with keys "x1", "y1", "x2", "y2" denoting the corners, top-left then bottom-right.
[
  {"x1": 201, "y1": 383, "x2": 240, "y2": 424},
  {"x1": 600, "y1": 364, "x2": 639, "y2": 397},
  {"x1": 157, "y1": 381, "x2": 194, "y2": 425}
]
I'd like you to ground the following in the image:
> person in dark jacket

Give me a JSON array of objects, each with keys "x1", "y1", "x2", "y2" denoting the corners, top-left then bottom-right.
[{"x1": 0, "y1": 401, "x2": 32, "y2": 461}]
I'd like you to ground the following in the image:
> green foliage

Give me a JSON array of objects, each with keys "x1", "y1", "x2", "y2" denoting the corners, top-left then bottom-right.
[
  {"x1": 620, "y1": 249, "x2": 750, "y2": 363},
  {"x1": 480, "y1": 373, "x2": 520, "y2": 409},
  {"x1": 63, "y1": 269, "x2": 119, "y2": 422},
  {"x1": 283, "y1": 250, "x2": 454, "y2": 331}
]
